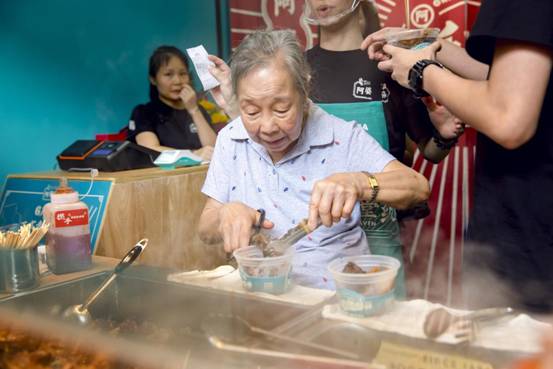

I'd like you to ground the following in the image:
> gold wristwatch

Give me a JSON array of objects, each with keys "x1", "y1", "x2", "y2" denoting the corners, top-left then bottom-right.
[{"x1": 362, "y1": 172, "x2": 379, "y2": 203}]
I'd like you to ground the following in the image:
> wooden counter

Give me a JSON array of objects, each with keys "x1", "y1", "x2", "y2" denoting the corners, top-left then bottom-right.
[
  {"x1": 8, "y1": 166, "x2": 226, "y2": 270},
  {"x1": 13, "y1": 165, "x2": 207, "y2": 183}
]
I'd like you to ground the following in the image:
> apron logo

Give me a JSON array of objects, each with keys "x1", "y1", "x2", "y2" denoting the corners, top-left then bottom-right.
[
  {"x1": 352, "y1": 78, "x2": 373, "y2": 100},
  {"x1": 189, "y1": 123, "x2": 198, "y2": 133},
  {"x1": 361, "y1": 202, "x2": 397, "y2": 230},
  {"x1": 381, "y1": 83, "x2": 390, "y2": 103}
]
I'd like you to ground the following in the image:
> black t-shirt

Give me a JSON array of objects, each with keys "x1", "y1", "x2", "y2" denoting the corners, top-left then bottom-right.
[
  {"x1": 465, "y1": 0, "x2": 553, "y2": 310},
  {"x1": 306, "y1": 45, "x2": 434, "y2": 161},
  {"x1": 129, "y1": 99, "x2": 213, "y2": 150}
]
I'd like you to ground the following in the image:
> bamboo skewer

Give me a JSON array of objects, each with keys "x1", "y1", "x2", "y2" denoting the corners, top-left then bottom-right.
[{"x1": 0, "y1": 223, "x2": 49, "y2": 249}]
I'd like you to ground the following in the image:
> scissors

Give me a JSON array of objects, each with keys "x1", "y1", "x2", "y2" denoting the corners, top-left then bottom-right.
[{"x1": 226, "y1": 208, "x2": 265, "y2": 267}]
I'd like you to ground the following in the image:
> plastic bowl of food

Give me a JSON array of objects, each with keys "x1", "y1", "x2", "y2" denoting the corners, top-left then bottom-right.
[
  {"x1": 328, "y1": 255, "x2": 400, "y2": 316},
  {"x1": 386, "y1": 28, "x2": 440, "y2": 50},
  {"x1": 233, "y1": 246, "x2": 294, "y2": 295}
]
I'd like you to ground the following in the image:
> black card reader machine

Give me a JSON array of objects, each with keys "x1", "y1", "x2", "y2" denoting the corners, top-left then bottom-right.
[{"x1": 57, "y1": 140, "x2": 160, "y2": 172}]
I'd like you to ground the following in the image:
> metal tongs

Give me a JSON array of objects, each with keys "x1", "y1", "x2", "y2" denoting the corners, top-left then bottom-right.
[
  {"x1": 262, "y1": 219, "x2": 312, "y2": 256},
  {"x1": 229, "y1": 209, "x2": 313, "y2": 259},
  {"x1": 202, "y1": 313, "x2": 359, "y2": 359},
  {"x1": 252, "y1": 208, "x2": 313, "y2": 257}
]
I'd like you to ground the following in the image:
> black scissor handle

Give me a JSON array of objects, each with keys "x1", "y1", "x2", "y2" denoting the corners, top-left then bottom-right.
[{"x1": 253, "y1": 209, "x2": 266, "y2": 233}]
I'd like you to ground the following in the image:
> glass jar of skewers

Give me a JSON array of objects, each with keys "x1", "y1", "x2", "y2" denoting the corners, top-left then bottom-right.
[{"x1": 0, "y1": 223, "x2": 49, "y2": 293}]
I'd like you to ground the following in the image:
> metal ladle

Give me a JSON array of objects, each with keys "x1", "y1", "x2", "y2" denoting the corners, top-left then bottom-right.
[
  {"x1": 62, "y1": 239, "x2": 148, "y2": 325},
  {"x1": 202, "y1": 313, "x2": 359, "y2": 360}
]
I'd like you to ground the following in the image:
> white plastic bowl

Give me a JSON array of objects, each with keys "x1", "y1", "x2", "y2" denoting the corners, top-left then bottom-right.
[
  {"x1": 233, "y1": 246, "x2": 294, "y2": 294},
  {"x1": 328, "y1": 255, "x2": 400, "y2": 316}
]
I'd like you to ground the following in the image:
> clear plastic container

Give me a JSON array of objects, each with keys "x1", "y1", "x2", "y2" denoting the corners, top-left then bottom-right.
[
  {"x1": 42, "y1": 178, "x2": 92, "y2": 274},
  {"x1": 233, "y1": 246, "x2": 294, "y2": 295},
  {"x1": 386, "y1": 28, "x2": 440, "y2": 50},
  {"x1": 328, "y1": 255, "x2": 400, "y2": 316}
]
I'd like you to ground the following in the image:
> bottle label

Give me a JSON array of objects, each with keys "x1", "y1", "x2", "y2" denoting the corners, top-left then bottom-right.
[{"x1": 54, "y1": 209, "x2": 89, "y2": 228}]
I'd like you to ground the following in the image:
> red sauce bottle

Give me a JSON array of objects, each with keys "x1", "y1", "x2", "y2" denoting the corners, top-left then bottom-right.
[{"x1": 43, "y1": 178, "x2": 92, "y2": 274}]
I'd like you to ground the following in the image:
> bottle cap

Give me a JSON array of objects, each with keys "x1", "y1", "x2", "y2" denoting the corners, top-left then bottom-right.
[{"x1": 51, "y1": 178, "x2": 78, "y2": 204}]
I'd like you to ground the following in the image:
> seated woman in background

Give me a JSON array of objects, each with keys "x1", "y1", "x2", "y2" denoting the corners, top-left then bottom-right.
[
  {"x1": 198, "y1": 30, "x2": 430, "y2": 289},
  {"x1": 129, "y1": 46, "x2": 216, "y2": 160}
]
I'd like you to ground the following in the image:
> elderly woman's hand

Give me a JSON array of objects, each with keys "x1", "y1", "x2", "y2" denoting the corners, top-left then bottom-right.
[
  {"x1": 218, "y1": 202, "x2": 274, "y2": 253},
  {"x1": 308, "y1": 173, "x2": 365, "y2": 230},
  {"x1": 376, "y1": 42, "x2": 441, "y2": 89},
  {"x1": 207, "y1": 55, "x2": 239, "y2": 119}
]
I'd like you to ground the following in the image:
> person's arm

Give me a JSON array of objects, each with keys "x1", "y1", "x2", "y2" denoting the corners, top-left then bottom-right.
[
  {"x1": 132, "y1": 105, "x2": 173, "y2": 152},
  {"x1": 189, "y1": 107, "x2": 216, "y2": 146},
  {"x1": 397, "y1": 88, "x2": 463, "y2": 164},
  {"x1": 136, "y1": 130, "x2": 213, "y2": 160},
  {"x1": 378, "y1": 40, "x2": 552, "y2": 149},
  {"x1": 135, "y1": 131, "x2": 174, "y2": 152},
  {"x1": 417, "y1": 97, "x2": 465, "y2": 163},
  {"x1": 308, "y1": 160, "x2": 430, "y2": 229},
  {"x1": 360, "y1": 28, "x2": 489, "y2": 80},
  {"x1": 434, "y1": 39, "x2": 489, "y2": 80},
  {"x1": 198, "y1": 198, "x2": 225, "y2": 245},
  {"x1": 418, "y1": 139, "x2": 452, "y2": 163},
  {"x1": 198, "y1": 198, "x2": 274, "y2": 252},
  {"x1": 417, "y1": 139, "x2": 449, "y2": 163},
  {"x1": 366, "y1": 160, "x2": 430, "y2": 208},
  {"x1": 207, "y1": 55, "x2": 240, "y2": 119},
  {"x1": 197, "y1": 128, "x2": 273, "y2": 251},
  {"x1": 189, "y1": 106, "x2": 216, "y2": 160}
]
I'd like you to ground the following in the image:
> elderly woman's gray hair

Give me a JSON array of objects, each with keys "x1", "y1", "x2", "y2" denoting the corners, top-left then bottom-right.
[{"x1": 230, "y1": 29, "x2": 311, "y2": 102}]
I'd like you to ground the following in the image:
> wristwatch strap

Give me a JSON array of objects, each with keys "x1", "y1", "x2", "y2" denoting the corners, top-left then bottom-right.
[{"x1": 408, "y1": 59, "x2": 444, "y2": 98}]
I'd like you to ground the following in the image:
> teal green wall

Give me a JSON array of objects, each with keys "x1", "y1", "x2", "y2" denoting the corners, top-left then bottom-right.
[
  {"x1": 0, "y1": 1, "x2": 222, "y2": 187},
  {"x1": 219, "y1": 0, "x2": 231, "y2": 60}
]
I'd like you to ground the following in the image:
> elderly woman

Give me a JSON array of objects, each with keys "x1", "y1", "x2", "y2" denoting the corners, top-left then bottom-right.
[{"x1": 198, "y1": 30, "x2": 429, "y2": 289}]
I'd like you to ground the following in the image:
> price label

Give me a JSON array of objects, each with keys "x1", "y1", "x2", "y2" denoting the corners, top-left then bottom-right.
[{"x1": 375, "y1": 341, "x2": 494, "y2": 369}]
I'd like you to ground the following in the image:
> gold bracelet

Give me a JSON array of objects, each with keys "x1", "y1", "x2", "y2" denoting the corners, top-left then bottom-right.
[{"x1": 362, "y1": 172, "x2": 379, "y2": 203}]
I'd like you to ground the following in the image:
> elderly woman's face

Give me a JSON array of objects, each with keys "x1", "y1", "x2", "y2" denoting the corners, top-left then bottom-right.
[{"x1": 237, "y1": 60, "x2": 305, "y2": 162}]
